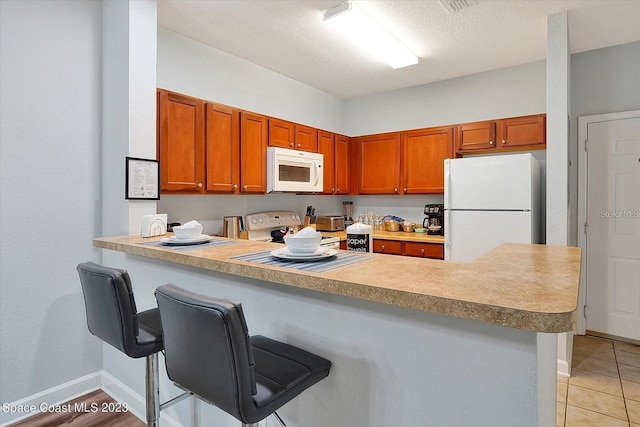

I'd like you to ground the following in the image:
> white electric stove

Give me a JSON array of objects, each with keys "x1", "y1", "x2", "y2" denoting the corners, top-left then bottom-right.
[{"x1": 245, "y1": 211, "x2": 340, "y2": 249}]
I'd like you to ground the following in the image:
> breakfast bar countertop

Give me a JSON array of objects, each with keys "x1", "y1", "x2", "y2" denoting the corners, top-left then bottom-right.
[{"x1": 94, "y1": 234, "x2": 580, "y2": 333}]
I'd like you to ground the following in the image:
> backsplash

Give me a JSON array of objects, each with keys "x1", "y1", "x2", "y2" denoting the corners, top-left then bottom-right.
[{"x1": 157, "y1": 194, "x2": 442, "y2": 234}]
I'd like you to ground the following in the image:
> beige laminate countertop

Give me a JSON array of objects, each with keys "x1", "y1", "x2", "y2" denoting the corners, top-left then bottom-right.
[
  {"x1": 321, "y1": 230, "x2": 445, "y2": 244},
  {"x1": 94, "y1": 234, "x2": 580, "y2": 333}
]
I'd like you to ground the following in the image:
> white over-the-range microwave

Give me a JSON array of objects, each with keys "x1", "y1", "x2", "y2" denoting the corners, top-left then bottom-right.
[{"x1": 267, "y1": 147, "x2": 323, "y2": 193}]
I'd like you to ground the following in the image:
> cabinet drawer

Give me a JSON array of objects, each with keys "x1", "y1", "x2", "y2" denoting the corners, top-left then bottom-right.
[
  {"x1": 403, "y1": 242, "x2": 444, "y2": 259},
  {"x1": 373, "y1": 240, "x2": 403, "y2": 255}
]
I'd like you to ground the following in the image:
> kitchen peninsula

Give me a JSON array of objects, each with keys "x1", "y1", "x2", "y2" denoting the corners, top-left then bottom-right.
[{"x1": 95, "y1": 235, "x2": 580, "y2": 426}]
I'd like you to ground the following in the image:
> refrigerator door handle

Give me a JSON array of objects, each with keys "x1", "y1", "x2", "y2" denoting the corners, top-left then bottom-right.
[{"x1": 445, "y1": 209, "x2": 451, "y2": 248}]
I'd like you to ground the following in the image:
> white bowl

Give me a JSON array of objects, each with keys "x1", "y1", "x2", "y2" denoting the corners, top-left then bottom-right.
[
  {"x1": 173, "y1": 224, "x2": 203, "y2": 239},
  {"x1": 284, "y1": 234, "x2": 321, "y2": 253}
]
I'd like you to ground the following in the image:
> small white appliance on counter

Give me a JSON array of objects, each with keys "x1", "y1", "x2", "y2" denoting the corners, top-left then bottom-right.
[
  {"x1": 246, "y1": 211, "x2": 340, "y2": 249},
  {"x1": 267, "y1": 147, "x2": 323, "y2": 193},
  {"x1": 444, "y1": 153, "x2": 540, "y2": 262}
]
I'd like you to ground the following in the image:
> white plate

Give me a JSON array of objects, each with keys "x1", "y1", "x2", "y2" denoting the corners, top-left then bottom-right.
[
  {"x1": 278, "y1": 247, "x2": 330, "y2": 257},
  {"x1": 160, "y1": 235, "x2": 213, "y2": 245},
  {"x1": 270, "y1": 248, "x2": 337, "y2": 261}
]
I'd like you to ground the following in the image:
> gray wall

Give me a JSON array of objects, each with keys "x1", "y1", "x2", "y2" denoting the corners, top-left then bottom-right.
[
  {"x1": 0, "y1": 0, "x2": 103, "y2": 406},
  {"x1": 569, "y1": 41, "x2": 640, "y2": 245},
  {"x1": 344, "y1": 60, "x2": 546, "y2": 136}
]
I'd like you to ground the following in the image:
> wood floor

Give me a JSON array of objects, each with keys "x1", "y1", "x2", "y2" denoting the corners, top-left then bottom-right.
[{"x1": 8, "y1": 389, "x2": 144, "y2": 427}]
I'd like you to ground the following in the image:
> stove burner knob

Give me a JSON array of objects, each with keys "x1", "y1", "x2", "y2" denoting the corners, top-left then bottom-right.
[
  {"x1": 258, "y1": 217, "x2": 264, "y2": 223},
  {"x1": 251, "y1": 218, "x2": 257, "y2": 224}
]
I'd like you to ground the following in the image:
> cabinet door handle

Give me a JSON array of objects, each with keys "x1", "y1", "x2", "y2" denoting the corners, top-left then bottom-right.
[
  {"x1": 290, "y1": 142, "x2": 294, "y2": 147},
  {"x1": 420, "y1": 248, "x2": 425, "y2": 255},
  {"x1": 197, "y1": 182, "x2": 203, "y2": 188},
  {"x1": 336, "y1": 188, "x2": 340, "y2": 193},
  {"x1": 232, "y1": 184, "x2": 238, "y2": 189},
  {"x1": 381, "y1": 244, "x2": 385, "y2": 251},
  {"x1": 394, "y1": 188, "x2": 398, "y2": 193},
  {"x1": 502, "y1": 139, "x2": 507, "y2": 144},
  {"x1": 403, "y1": 187, "x2": 407, "y2": 192},
  {"x1": 489, "y1": 140, "x2": 494, "y2": 145},
  {"x1": 243, "y1": 185, "x2": 248, "y2": 190},
  {"x1": 297, "y1": 143, "x2": 301, "y2": 148}
]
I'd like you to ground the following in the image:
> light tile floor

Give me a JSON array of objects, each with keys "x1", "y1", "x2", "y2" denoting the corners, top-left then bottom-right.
[{"x1": 557, "y1": 335, "x2": 640, "y2": 427}]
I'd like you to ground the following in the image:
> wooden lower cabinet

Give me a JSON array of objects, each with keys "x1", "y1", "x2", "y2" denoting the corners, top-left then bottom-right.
[
  {"x1": 373, "y1": 240, "x2": 403, "y2": 255},
  {"x1": 403, "y1": 242, "x2": 444, "y2": 259},
  {"x1": 372, "y1": 240, "x2": 444, "y2": 259}
]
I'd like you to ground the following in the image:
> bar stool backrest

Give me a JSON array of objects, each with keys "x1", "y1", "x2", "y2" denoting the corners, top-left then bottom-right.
[
  {"x1": 77, "y1": 262, "x2": 140, "y2": 357},
  {"x1": 155, "y1": 284, "x2": 256, "y2": 421}
]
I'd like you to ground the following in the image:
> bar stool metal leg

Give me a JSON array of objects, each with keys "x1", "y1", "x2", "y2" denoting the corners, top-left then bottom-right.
[{"x1": 146, "y1": 353, "x2": 160, "y2": 427}]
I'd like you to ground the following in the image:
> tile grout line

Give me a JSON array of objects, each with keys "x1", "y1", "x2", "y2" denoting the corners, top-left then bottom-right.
[{"x1": 613, "y1": 341, "x2": 632, "y2": 424}]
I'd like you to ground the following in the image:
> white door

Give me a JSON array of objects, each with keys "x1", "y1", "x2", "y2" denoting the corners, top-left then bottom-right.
[{"x1": 585, "y1": 115, "x2": 640, "y2": 340}]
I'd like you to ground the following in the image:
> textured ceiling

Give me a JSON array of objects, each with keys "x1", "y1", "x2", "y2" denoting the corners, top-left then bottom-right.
[{"x1": 157, "y1": 0, "x2": 640, "y2": 99}]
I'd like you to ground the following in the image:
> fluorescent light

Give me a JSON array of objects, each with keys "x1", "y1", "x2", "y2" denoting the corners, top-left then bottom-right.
[{"x1": 323, "y1": 2, "x2": 418, "y2": 69}]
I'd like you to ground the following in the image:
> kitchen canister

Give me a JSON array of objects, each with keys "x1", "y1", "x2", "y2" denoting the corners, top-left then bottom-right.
[{"x1": 346, "y1": 222, "x2": 373, "y2": 253}]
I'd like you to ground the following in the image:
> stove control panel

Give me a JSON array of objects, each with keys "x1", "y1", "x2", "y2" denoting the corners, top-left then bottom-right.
[{"x1": 245, "y1": 211, "x2": 301, "y2": 231}]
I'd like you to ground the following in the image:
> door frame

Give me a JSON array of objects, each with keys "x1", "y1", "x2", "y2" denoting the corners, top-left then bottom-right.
[{"x1": 577, "y1": 110, "x2": 640, "y2": 335}]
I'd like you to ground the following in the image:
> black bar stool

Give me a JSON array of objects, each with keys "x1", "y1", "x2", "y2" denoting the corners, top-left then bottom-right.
[
  {"x1": 77, "y1": 262, "x2": 190, "y2": 426},
  {"x1": 154, "y1": 284, "x2": 332, "y2": 427}
]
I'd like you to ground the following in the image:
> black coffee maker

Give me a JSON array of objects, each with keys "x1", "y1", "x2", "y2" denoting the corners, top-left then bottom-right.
[{"x1": 423, "y1": 204, "x2": 444, "y2": 236}]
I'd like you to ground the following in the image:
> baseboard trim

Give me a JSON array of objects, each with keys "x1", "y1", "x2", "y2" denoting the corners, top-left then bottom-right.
[
  {"x1": 0, "y1": 371, "x2": 102, "y2": 426},
  {"x1": 101, "y1": 371, "x2": 182, "y2": 427},
  {"x1": 557, "y1": 358, "x2": 570, "y2": 378},
  {"x1": 1, "y1": 371, "x2": 181, "y2": 427}
]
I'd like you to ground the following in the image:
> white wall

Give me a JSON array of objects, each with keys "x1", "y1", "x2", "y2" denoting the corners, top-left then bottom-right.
[
  {"x1": 0, "y1": 0, "x2": 103, "y2": 410},
  {"x1": 158, "y1": 28, "x2": 345, "y2": 134},
  {"x1": 569, "y1": 41, "x2": 640, "y2": 245},
  {"x1": 344, "y1": 61, "x2": 546, "y2": 136}
]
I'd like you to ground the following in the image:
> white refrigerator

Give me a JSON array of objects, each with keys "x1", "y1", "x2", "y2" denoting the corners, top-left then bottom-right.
[{"x1": 444, "y1": 153, "x2": 541, "y2": 262}]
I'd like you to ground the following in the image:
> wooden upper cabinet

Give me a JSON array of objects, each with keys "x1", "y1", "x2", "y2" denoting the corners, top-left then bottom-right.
[
  {"x1": 334, "y1": 135, "x2": 350, "y2": 194},
  {"x1": 268, "y1": 118, "x2": 294, "y2": 149},
  {"x1": 402, "y1": 127, "x2": 453, "y2": 194},
  {"x1": 457, "y1": 114, "x2": 546, "y2": 154},
  {"x1": 318, "y1": 132, "x2": 350, "y2": 195},
  {"x1": 205, "y1": 102, "x2": 239, "y2": 193},
  {"x1": 318, "y1": 131, "x2": 335, "y2": 194},
  {"x1": 240, "y1": 112, "x2": 268, "y2": 193},
  {"x1": 157, "y1": 89, "x2": 205, "y2": 193},
  {"x1": 358, "y1": 133, "x2": 401, "y2": 194},
  {"x1": 295, "y1": 124, "x2": 318, "y2": 152},
  {"x1": 268, "y1": 118, "x2": 318, "y2": 152},
  {"x1": 498, "y1": 114, "x2": 546, "y2": 149},
  {"x1": 457, "y1": 120, "x2": 497, "y2": 153}
]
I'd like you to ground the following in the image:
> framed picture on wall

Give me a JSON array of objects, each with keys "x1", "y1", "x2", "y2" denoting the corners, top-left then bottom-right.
[{"x1": 125, "y1": 157, "x2": 160, "y2": 200}]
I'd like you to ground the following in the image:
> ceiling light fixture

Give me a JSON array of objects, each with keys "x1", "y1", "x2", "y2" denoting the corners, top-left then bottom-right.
[{"x1": 323, "y1": 2, "x2": 418, "y2": 69}]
